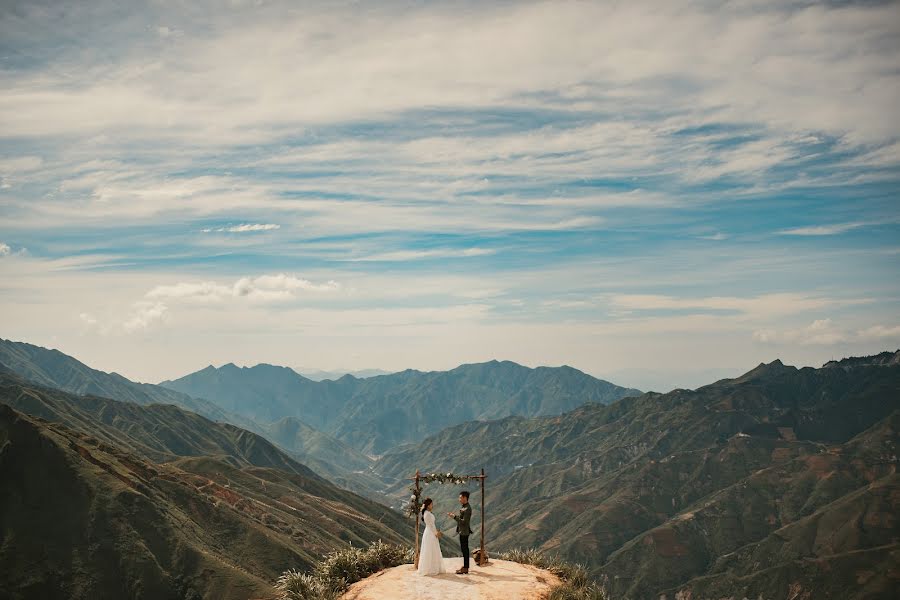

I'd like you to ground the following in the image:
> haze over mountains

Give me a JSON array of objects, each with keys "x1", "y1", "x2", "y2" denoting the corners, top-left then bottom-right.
[
  {"x1": 1, "y1": 337, "x2": 640, "y2": 503},
  {"x1": 160, "y1": 359, "x2": 642, "y2": 455},
  {"x1": 296, "y1": 367, "x2": 393, "y2": 381},
  {"x1": 0, "y1": 338, "x2": 238, "y2": 425}
]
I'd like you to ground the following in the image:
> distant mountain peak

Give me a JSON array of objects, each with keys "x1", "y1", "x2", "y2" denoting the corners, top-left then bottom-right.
[
  {"x1": 735, "y1": 358, "x2": 795, "y2": 382},
  {"x1": 732, "y1": 351, "x2": 900, "y2": 383},
  {"x1": 823, "y1": 349, "x2": 900, "y2": 369},
  {"x1": 161, "y1": 355, "x2": 641, "y2": 454}
]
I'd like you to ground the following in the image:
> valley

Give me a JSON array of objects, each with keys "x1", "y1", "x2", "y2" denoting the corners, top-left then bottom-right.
[{"x1": 1, "y1": 337, "x2": 897, "y2": 599}]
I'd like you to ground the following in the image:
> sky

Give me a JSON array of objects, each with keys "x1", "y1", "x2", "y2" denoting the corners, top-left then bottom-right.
[{"x1": 1, "y1": 0, "x2": 899, "y2": 391}]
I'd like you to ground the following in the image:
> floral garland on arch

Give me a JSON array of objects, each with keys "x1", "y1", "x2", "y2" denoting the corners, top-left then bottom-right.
[{"x1": 404, "y1": 472, "x2": 476, "y2": 518}]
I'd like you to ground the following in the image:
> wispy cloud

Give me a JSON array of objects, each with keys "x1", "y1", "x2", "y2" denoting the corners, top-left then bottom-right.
[
  {"x1": 857, "y1": 324, "x2": 900, "y2": 341},
  {"x1": 1, "y1": 0, "x2": 898, "y2": 380},
  {"x1": 0, "y1": 242, "x2": 27, "y2": 257},
  {"x1": 753, "y1": 318, "x2": 845, "y2": 345},
  {"x1": 123, "y1": 301, "x2": 168, "y2": 333},
  {"x1": 147, "y1": 274, "x2": 340, "y2": 303},
  {"x1": 3, "y1": 1, "x2": 899, "y2": 146},
  {"x1": 342, "y1": 247, "x2": 495, "y2": 262},
  {"x1": 608, "y1": 293, "x2": 872, "y2": 320},
  {"x1": 778, "y1": 222, "x2": 870, "y2": 236},
  {"x1": 202, "y1": 223, "x2": 281, "y2": 233},
  {"x1": 754, "y1": 319, "x2": 900, "y2": 346}
]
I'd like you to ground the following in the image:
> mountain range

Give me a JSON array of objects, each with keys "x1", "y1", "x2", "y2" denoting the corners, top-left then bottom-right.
[
  {"x1": 1, "y1": 338, "x2": 640, "y2": 502},
  {"x1": 0, "y1": 338, "x2": 248, "y2": 428},
  {"x1": 2, "y1": 334, "x2": 897, "y2": 599},
  {"x1": 0, "y1": 338, "x2": 380, "y2": 498},
  {"x1": 0, "y1": 366, "x2": 408, "y2": 600},
  {"x1": 373, "y1": 352, "x2": 900, "y2": 599},
  {"x1": 160, "y1": 360, "x2": 642, "y2": 455},
  {"x1": 296, "y1": 368, "x2": 393, "y2": 381}
]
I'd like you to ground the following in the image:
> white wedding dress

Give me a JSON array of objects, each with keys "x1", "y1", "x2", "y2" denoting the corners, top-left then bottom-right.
[{"x1": 417, "y1": 510, "x2": 446, "y2": 576}]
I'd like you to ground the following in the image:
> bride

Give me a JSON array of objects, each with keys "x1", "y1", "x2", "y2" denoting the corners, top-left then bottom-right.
[{"x1": 417, "y1": 498, "x2": 446, "y2": 576}]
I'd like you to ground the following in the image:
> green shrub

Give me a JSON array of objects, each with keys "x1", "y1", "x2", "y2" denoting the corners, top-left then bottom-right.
[
  {"x1": 496, "y1": 548, "x2": 609, "y2": 600},
  {"x1": 277, "y1": 543, "x2": 606, "y2": 600},
  {"x1": 275, "y1": 540, "x2": 412, "y2": 600},
  {"x1": 275, "y1": 569, "x2": 343, "y2": 600},
  {"x1": 547, "y1": 585, "x2": 608, "y2": 600}
]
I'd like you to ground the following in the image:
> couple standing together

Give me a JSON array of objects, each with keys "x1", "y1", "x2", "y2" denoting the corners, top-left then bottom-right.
[{"x1": 417, "y1": 490, "x2": 473, "y2": 576}]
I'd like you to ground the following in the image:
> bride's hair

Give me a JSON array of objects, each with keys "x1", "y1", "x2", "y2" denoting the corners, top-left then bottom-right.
[{"x1": 420, "y1": 497, "x2": 433, "y2": 523}]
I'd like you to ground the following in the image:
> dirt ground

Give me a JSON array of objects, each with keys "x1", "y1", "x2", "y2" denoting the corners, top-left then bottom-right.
[{"x1": 340, "y1": 558, "x2": 562, "y2": 600}]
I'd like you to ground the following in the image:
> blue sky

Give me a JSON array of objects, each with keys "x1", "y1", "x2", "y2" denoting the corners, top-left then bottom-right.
[{"x1": 1, "y1": 0, "x2": 898, "y2": 389}]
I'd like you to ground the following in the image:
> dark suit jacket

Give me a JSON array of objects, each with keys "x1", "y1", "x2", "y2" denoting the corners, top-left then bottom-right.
[{"x1": 453, "y1": 503, "x2": 472, "y2": 536}]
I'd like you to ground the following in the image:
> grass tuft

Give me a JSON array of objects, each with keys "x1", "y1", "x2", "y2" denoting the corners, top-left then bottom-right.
[
  {"x1": 277, "y1": 543, "x2": 608, "y2": 600},
  {"x1": 275, "y1": 540, "x2": 413, "y2": 600},
  {"x1": 496, "y1": 548, "x2": 609, "y2": 600}
]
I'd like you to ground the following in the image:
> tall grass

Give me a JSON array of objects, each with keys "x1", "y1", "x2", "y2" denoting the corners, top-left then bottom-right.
[
  {"x1": 275, "y1": 541, "x2": 413, "y2": 600},
  {"x1": 276, "y1": 543, "x2": 608, "y2": 600},
  {"x1": 496, "y1": 548, "x2": 609, "y2": 600}
]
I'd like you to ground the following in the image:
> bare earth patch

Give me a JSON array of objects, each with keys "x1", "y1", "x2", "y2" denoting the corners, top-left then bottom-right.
[{"x1": 340, "y1": 558, "x2": 562, "y2": 600}]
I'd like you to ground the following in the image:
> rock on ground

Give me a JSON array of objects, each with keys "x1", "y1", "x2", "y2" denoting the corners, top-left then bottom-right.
[{"x1": 340, "y1": 558, "x2": 562, "y2": 600}]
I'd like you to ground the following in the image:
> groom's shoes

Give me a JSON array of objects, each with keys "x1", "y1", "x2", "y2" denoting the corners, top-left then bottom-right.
[{"x1": 455, "y1": 568, "x2": 469, "y2": 575}]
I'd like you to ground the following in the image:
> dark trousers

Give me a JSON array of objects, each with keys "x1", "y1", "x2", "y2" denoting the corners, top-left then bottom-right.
[{"x1": 460, "y1": 534, "x2": 470, "y2": 568}]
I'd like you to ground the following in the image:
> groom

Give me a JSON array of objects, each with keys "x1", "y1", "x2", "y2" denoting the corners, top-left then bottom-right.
[{"x1": 447, "y1": 491, "x2": 472, "y2": 574}]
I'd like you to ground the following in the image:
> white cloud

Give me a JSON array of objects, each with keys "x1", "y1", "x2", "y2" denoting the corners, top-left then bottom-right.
[
  {"x1": 2, "y1": 246, "x2": 897, "y2": 382},
  {"x1": 608, "y1": 293, "x2": 870, "y2": 320},
  {"x1": 146, "y1": 273, "x2": 339, "y2": 303},
  {"x1": 0, "y1": 156, "x2": 43, "y2": 173},
  {"x1": 203, "y1": 223, "x2": 281, "y2": 233},
  {"x1": 754, "y1": 320, "x2": 900, "y2": 346},
  {"x1": 856, "y1": 324, "x2": 900, "y2": 341},
  {"x1": 2, "y1": 1, "x2": 898, "y2": 151},
  {"x1": 145, "y1": 281, "x2": 232, "y2": 302},
  {"x1": 686, "y1": 138, "x2": 795, "y2": 182},
  {"x1": 343, "y1": 247, "x2": 495, "y2": 262},
  {"x1": 0, "y1": 242, "x2": 27, "y2": 257},
  {"x1": 123, "y1": 301, "x2": 168, "y2": 333},
  {"x1": 9, "y1": 160, "x2": 615, "y2": 234},
  {"x1": 1, "y1": 1, "x2": 898, "y2": 381},
  {"x1": 5, "y1": 1, "x2": 896, "y2": 235},
  {"x1": 778, "y1": 222, "x2": 869, "y2": 236},
  {"x1": 541, "y1": 299, "x2": 594, "y2": 309},
  {"x1": 227, "y1": 223, "x2": 279, "y2": 232}
]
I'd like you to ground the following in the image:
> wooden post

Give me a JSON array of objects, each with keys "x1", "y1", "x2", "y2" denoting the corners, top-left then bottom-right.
[
  {"x1": 413, "y1": 470, "x2": 421, "y2": 568},
  {"x1": 479, "y1": 468, "x2": 486, "y2": 566}
]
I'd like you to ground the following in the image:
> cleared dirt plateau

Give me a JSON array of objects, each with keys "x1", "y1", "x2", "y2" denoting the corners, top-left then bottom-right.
[{"x1": 340, "y1": 558, "x2": 562, "y2": 600}]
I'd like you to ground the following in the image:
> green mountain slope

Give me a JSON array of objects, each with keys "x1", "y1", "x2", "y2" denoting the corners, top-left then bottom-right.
[
  {"x1": 374, "y1": 351, "x2": 900, "y2": 599},
  {"x1": 0, "y1": 337, "x2": 241, "y2": 426},
  {"x1": 162, "y1": 359, "x2": 642, "y2": 454},
  {"x1": 0, "y1": 373, "x2": 409, "y2": 600},
  {"x1": 0, "y1": 369, "x2": 320, "y2": 475},
  {"x1": 603, "y1": 412, "x2": 900, "y2": 599},
  {"x1": 258, "y1": 416, "x2": 387, "y2": 497},
  {"x1": 0, "y1": 339, "x2": 384, "y2": 499}
]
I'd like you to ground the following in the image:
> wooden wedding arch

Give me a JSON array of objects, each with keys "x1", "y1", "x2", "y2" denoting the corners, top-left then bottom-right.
[{"x1": 409, "y1": 468, "x2": 487, "y2": 568}]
